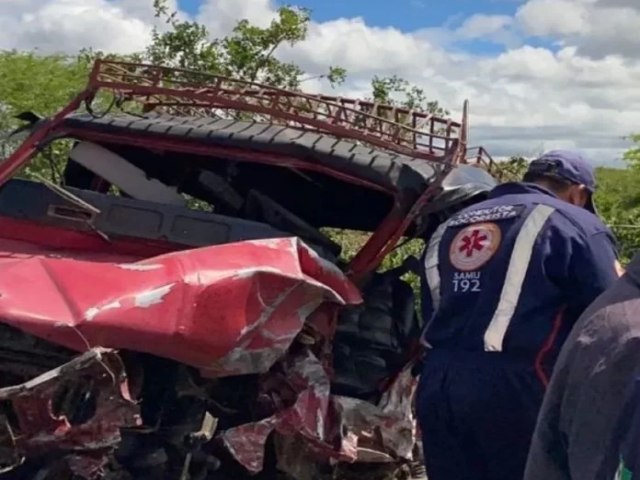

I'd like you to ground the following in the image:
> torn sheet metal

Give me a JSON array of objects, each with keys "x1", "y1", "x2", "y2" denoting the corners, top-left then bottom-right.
[
  {"x1": 331, "y1": 364, "x2": 418, "y2": 462},
  {"x1": 0, "y1": 348, "x2": 140, "y2": 477},
  {"x1": 220, "y1": 348, "x2": 331, "y2": 474},
  {"x1": 221, "y1": 353, "x2": 418, "y2": 474},
  {"x1": 0, "y1": 237, "x2": 360, "y2": 377}
]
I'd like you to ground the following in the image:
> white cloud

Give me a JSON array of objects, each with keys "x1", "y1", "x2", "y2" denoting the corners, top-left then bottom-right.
[
  {"x1": 281, "y1": 18, "x2": 448, "y2": 77},
  {"x1": 0, "y1": 0, "x2": 637, "y2": 166},
  {"x1": 516, "y1": 0, "x2": 640, "y2": 58},
  {"x1": 448, "y1": 14, "x2": 523, "y2": 49},
  {"x1": 456, "y1": 14, "x2": 513, "y2": 40},
  {"x1": 0, "y1": 0, "x2": 153, "y2": 54},
  {"x1": 197, "y1": 0, "x2": 278, "y2": 37},
  {"x1": 516, "y1": 0, "x2": 590, "y2": 37},
  {"x1": 110, "y1": 0, "x2": 176, "y2": 21}
]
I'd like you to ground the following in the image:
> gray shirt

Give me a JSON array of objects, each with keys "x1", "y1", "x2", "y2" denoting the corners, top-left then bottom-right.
[{"x1": 524, "y1": 253, "x2": 640, "y2": 480}]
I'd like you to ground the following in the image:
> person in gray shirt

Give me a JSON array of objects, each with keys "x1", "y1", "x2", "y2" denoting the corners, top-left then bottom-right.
[{"x1": 524, "y1": 255, "x2": 634, "y2": 480}]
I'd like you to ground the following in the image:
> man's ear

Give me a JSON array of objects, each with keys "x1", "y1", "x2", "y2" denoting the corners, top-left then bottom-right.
[
  {"x1": 568, "y1": 184, "x2": 589, "y2": 208},
  {"x1": 578, "y1": 184, "x2": 591, "y2": 207}
]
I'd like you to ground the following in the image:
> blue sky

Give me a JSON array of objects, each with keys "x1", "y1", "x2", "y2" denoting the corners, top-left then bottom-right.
[
  {"x1": 179, "y1": 0, "x2": 519, "y2": 27},
  {"x1": 178, "y1": 0, "x2": 538, "y2": 54}
]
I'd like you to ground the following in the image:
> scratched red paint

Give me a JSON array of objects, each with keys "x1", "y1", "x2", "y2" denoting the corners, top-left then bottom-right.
[
  {"x1": 0, "y1": 233, "x2": 421, "y2": 475},
  {"x1": 0, "y1": 237, "x2": 361, "y2": 377},
  {"x1": 0, "y1": 230, "x2": 419, "y2": 475}
]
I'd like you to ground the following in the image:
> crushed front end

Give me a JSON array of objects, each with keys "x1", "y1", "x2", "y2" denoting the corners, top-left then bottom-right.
[{"x1": 0, "y1": 60, "x2": 503, "y2": 479}]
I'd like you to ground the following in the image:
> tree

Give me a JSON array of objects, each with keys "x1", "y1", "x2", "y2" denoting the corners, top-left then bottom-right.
[
  {"x1": 596, "y1": 137, "x2": 640, "y2": 263},
  {"x1": 370, "y1": 75, "x2": 447, "y2": 115},
  {"x1": 0, "y1": 52, "x2": 90, "y2": 136},
  {"x1": 0, "y1": 51, "x2": 96, "y2": 178},
  {"x1": 4, "y1": 3, "x2": 640, "y2": 272},
  {"x1": 148, "y1": 0, "x2": 345, "y2": 89},
  {"x1": 0, "y1": 49, "x2": 145, "y2": 179},
  {"x1": 0, "y1": 49, "x2": 140, "y2": 143},
  {"x1": 0, "y1": 0, "x2": 446, "y2": 189},
  {"x1": 594, "y1": 166, "x2": 640, "y2": 263}
]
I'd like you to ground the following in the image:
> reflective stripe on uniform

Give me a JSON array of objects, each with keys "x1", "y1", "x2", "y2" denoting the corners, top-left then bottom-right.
[
  {"x1": 424, "y1": 221, "x2": 450, "y2": 312},
  {"x1": 421, "y1": 221, "x2": 450, "y2": 348},
  {"x1": 483, "y1": 204, "x2": 556, "y2": 352},
  {"x1": 616, "y1": 460, "x2": 633, "y2": 480}
]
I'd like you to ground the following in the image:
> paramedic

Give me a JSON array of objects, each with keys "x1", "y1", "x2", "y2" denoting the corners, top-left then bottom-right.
[{"x1": 416, "y1": 150, "x2": 621, "y2": 480}]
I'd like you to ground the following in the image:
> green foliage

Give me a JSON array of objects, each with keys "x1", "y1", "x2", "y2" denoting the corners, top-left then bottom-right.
[
  {"x1": 623, "y1": 134, "x2": 640, "y2": 168},
  {"x1": 594, "y1": 166, "x2": 640, "y2": 264},
  {"x1": 323, "y1": 228, "x2": 423, "y2": 308},
  {"x1": 381, "y1": 239, "x2": 424, "y2": 303},
  {"x1": 147, "y1": 0, "x2": 218, "y2": 72},
  {"x1": 148, "y1": 0, "x2": 344, "y2": 89},
  {"x1": 0, "y1": 50, "x2": 141, "y2": 174},
  {"x1": 0, "y1": 51, "x2": 90, "y2": 134},
  {"x1": 370, "y1": 75, "x2": 448, "y2": 115},
  {"x1": 0, "y1": 49, "x2": 141, "y2": 141},
  {"x1": 0, "y1": 5, "x2": 438, "y2": 294},
  {"x1": 502, "y1": 155, "x2": 528, "y2": 179},
  {"x1": 0, "y1": 52, "x2": 93, "y2": 175},
  {"x1": 222, "y1": 8, "x2": 309, "y2": 86}
]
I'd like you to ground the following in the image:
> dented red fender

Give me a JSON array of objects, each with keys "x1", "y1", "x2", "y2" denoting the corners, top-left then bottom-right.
[{"x1": 0, "y1": 237, "x2": 361, "y2": 377}]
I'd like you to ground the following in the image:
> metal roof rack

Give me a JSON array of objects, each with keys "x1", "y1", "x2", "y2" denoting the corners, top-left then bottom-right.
[
  {"x1": 464, "y1": 146, "x2": 519, "y2": 182},
  {"x1": 85, "y1": 60, "x2": 467, "y2": 164}
]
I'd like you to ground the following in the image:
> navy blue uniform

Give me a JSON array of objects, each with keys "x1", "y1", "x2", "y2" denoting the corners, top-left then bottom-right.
[{"x1": 417, "y1": 181, "x2": 619, "y2": 480}]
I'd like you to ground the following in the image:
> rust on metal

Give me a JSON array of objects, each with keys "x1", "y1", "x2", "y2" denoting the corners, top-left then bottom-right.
[
  {"x1": 86, "y1": 60, "x2": 465, "y2": 164},
  {"x1": 464, "y1": 146, "x2": 520, "y2": 182}
]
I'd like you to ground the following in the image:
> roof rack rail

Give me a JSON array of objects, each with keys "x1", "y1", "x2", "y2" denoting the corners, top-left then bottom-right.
[
  {"x1": 86, "y1": 60, "x2": 467, "y2": 165},
  {"x1": 464, "y1": 146, "x2": 520, "y2": 182}
]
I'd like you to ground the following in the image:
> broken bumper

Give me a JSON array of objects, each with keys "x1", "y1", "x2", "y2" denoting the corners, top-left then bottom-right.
[
  {"x1": 0, "y1": 348, "x2": 140, "y2": 477},
  {"x1": 0, "y1": 347, "x2": 418, "y2": 478}
]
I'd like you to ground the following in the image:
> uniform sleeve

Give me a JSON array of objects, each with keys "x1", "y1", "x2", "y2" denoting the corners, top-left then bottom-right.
[{"x1": 567, "y1": 230, "x2": 620, "y2": 310}]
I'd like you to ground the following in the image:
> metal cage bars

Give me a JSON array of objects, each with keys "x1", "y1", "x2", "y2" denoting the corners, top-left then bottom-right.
[
  {"x1": 86, "y1": 60, "x2": 466, "y2": 165},
  {"x1": 464, "y1": 146, "x2": 521, "y2": 182}
]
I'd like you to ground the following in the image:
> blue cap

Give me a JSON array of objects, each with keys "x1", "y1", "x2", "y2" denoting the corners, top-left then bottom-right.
[{"x1": 526, "y1": 150, "x2": 597, "y2": 213}]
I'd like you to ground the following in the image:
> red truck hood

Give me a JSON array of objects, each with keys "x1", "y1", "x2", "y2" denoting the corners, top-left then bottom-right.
[{"x1": 0, "y1": 237, "x2": 361, "y2": 377}]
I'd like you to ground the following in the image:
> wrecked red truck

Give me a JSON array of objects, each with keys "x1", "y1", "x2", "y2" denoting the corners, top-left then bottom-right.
[{"x1": 0, "y1": 61, "x2": 508, "y2": 479}]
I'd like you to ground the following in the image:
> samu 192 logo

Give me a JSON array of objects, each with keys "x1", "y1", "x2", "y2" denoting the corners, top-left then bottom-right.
[{"x1": 449, "y1": 222, "x2": 501, "y2": 272}]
